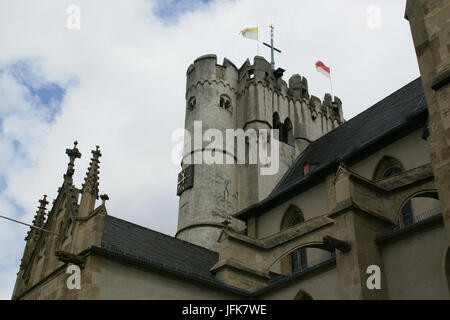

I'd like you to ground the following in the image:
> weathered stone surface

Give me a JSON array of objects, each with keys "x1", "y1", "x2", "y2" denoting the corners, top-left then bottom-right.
[{"x1": 406, "y1": 0, "x2": 450, "y2": 242}]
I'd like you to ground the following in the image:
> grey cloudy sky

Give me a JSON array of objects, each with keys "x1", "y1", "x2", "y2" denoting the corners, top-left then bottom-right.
[{"x1": 0, "y1": 0, "x2": 419, "y2": 299}]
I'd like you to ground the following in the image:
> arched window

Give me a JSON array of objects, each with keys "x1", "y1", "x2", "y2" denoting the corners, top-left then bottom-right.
[
  {"x1": 373, "y1": 156, "x2": 405, "y2": 181},
  {"x1": 397, "y1": 191, "x2": 441, "y2": 227},
  {"x1": 383, "y1": 167, "x2": 403, "y2": 178},
  {"x1": 273, "y1": 112, "x2": 282, "y2": 134},
  {"x1": 400, "y1": 200, "x2": 414, "y2": 227},
  {"x1": 290, "y1": 215, "x2": 307, "y2": 272},
  {"x1": 187, "y1": 96, "x2": 196, "y2": 111},
  {"x1": 273, "y1": 113, "x2": 293, "y2": 145},
  {"x1": 219, "y1": 94, "x2": 232, "y2": 112},
  {"x1": 280, "y1": 205, "x2": 307, "y2": 274},
  {"x1": 282, "y1": 118, "x2": 294, "y2": 145}
]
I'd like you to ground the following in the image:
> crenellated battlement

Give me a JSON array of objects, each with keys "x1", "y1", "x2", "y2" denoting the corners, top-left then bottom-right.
[
  {"x1": 186, "y1": 55, "x2": 344, "y2": 125},
  {"x1": 186, "y1": 54, "x2": 239, "y2": 98}
]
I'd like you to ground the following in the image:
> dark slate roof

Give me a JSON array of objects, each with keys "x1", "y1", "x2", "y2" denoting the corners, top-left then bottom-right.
[
  {"x1": 99, "y1": 215, "x2": 248, "y2": 296},
  {"x1": 234, "y1": 77, "x2": 427, "y2": 221},
  {"x1": 101, "y1": 215, "x2": 219, "y2": 275},
  {"x1": 273, "y1": 77, "x2": 426, "y2": 194}
]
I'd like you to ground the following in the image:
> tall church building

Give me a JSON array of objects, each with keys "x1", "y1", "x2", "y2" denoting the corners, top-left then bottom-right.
[{"x1": 11, "y1": 0, "x2": 449, "y2": 300}]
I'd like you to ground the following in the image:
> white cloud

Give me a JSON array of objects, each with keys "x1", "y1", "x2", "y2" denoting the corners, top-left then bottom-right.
[
  {"x1": 0, "y1": 0, "x2": 420, "y2": 298},
  {"x1": 0, "y1": 266, "x2": 18, "y2": 300}
]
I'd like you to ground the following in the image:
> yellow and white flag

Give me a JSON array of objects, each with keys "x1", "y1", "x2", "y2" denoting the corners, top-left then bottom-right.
[{"x1": 240, "y1": 27, "x2": 258, "y2": 40}]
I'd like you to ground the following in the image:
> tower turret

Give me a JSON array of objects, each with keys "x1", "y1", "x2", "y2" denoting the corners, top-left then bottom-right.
[
  {"x1": 176, "y1": 55, "x2": 242, "y2": 251},
  {"x1": 177, "y1": 55, "x2": 345, "y2": 251},
  {"x1": 78, "y1": 146, "x2": 101, "y2": 217}
]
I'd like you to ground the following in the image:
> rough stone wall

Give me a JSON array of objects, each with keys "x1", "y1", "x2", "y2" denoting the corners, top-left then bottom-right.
[{"x1": 406, "y1": 0, "x2": 450, "y2": 243}]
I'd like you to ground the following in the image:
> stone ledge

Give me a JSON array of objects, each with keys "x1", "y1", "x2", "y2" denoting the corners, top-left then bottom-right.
[
  {"x1": 431, "y1": 67, "x2": 450, "y2": 90},
  {"x1": 374, "y1": 212, "x2": 443, "y2": 244}
]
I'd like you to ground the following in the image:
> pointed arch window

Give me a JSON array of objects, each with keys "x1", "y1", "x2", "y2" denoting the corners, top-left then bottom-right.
[
  {"x1": 400, "y1": 200, "x2": 414, "y2": 227},
  {"x1": 397, "y1": 191, "x2": 441, "y2": 228},
  {"x1": 291, "y1": 215, "x2": 307, "y2": 272},
  {"x1": 280, "y1": 205, "x2": 307, "y2": 274},
  {"x1": 373, "y1": 156, "x2": 405, "y2": 181},
  {"x1": 383, "y1": 167, "x2": 403, "y2": 178}
]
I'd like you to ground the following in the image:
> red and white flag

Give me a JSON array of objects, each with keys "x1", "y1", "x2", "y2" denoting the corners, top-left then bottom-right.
[{"x1": 315, "y1": 60, "x2": 331, "y2": 78}]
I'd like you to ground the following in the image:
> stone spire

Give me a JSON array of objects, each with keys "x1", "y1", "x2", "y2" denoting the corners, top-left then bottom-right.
[
  {"x1": 64, "y1": 141, "x2": 82, "y2": 184},
  {"x1": 21, "y1": 195, "x2": 49, "y2": 270},
  {"x1": 78, "y1": 146, "x2": 102, "y2": 217},
  {"x1": 25, "y1": 195, "x2": 49, "y2": 241}
]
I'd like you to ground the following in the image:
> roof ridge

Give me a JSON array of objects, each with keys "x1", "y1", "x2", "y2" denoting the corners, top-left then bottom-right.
[
  {"x1": 275, "y1": 77, "x2": 424, "y2": 190},
  {"x1": 305, "y1": 77, "x2": 422, "y2": 148}
]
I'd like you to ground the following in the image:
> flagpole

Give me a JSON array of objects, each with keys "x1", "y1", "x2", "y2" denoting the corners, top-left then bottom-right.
[
  {"x1": 329, "y1": 72, "x2": 334, "y2": 98},
  {"x1": 257, "y1": 28, "x2": 259, "y2": 56}
]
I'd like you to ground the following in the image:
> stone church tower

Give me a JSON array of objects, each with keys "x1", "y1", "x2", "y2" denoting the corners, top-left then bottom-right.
[{"x1": 176, "y1": 55, "x2": 345, "y2": 251}]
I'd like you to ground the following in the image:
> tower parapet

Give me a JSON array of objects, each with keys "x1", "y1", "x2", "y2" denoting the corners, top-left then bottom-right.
[{"x1": 177, "y1": 55, "x2": 345, "y2": 251}]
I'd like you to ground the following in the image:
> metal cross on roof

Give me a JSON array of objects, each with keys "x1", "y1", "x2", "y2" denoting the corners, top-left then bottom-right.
[{"x1": 263, "y1": 22, "x2": 282, "y2": 72}]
